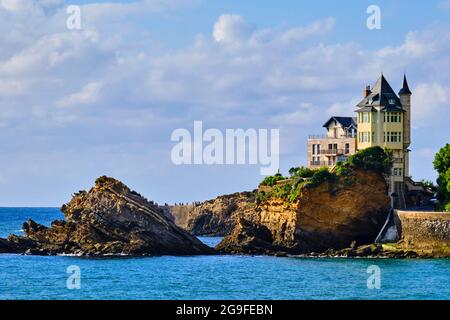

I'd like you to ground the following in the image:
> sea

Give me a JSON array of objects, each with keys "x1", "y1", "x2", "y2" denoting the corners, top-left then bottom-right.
[{"x1": 0, "y1": 207, "x2": 449, "y2": 300}]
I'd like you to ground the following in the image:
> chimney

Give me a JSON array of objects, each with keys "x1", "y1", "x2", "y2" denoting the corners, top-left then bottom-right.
[{"x1": 364, "y1": 85, "x2": 372, "y2": 98}]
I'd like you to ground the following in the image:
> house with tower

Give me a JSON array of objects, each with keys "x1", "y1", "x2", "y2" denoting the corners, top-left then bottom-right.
[{"x1": 307, "y1": 74, "x2": 422, "y2": 209}]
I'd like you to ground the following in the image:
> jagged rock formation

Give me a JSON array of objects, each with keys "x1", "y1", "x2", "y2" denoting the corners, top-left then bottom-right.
[
  {"x1": 216, "y1": 169, "x2": 391, "y2": 255},
  {"x1": 164, "y1": 191, "x2": 256, "y2": 236},
  {"x1": 0, "y1": 176, "x2": 213, "y2": 256}
]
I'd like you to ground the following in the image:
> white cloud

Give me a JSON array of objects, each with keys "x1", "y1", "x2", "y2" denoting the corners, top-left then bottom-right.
[
  {"x1": 272, "y1": 103, "x2": 317, "y2": 126},
  {"x1": 0, "y1": 0, "x2": 33, "y2": 11},
  {"x1": 412, "y1": 82, "x2": 449, "y2": 121},
  {"x1": 57, "y1": 82, "x2": 103, "y2": 108},
  {"x1": 279, "y1": 17, "x2": 335, "y2": 44},
  {"x1": 213, "y1": 14, "x2": 252, "y2": 44},
  {"x1": 2, "y1": 1, "x2": 450, "y2": 204}
]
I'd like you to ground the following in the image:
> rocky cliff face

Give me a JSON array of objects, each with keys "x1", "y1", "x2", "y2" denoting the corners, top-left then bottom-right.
[
  {"x1": 216, "y1": 169, "x2": 391, "y2": 254},
  {"x1": 0, "y1": 176, "x2": 213, "y2": 256},
  {"x1": 164, "y1": 191, "x2": 256, "y2": 236}
]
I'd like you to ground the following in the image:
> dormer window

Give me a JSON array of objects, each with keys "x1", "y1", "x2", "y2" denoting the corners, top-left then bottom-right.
[
  {"x1": 389, "y1": 99, "x2": 395, "y2": 105},
  {"x1": 368, "y1": 99, "x2": 373, "y2": 104}
]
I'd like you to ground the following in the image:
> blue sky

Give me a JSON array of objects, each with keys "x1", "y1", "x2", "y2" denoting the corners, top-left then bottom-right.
[{"x1": 1, "y1": 0, "x2": 450, "y2": 206}]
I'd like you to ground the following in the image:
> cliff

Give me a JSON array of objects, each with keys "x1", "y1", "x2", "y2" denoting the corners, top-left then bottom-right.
[
  {"x1": 164, "y1": 191, "x2": 256, "y2": 236},
  {"x1": 0, "y1": 176, "x2": 213, "y2": 256},
  {"x1": 216, "y1": 169, "x2": 391, "y2": 254}
]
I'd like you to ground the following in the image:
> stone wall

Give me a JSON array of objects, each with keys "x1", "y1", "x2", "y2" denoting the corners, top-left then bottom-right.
[{"x1": 396, "y1": 210, "x2": 450, "y2": 249}]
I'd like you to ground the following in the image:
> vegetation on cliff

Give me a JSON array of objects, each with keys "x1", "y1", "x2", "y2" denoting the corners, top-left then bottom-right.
[
  {"x1": 216, "y1": 147, "x2": 393, "y2": 255},
  {"x1": 433, "y1": 143, "x2": 450, "y2": 211},
  {"x1": 256, "y1": 146, "x2": 393, "y2": 204}
]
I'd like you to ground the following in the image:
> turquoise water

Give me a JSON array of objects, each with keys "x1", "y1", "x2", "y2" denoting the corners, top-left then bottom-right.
[{"x1": 0, "y1": 208, "x2": 449, "y2": 300}]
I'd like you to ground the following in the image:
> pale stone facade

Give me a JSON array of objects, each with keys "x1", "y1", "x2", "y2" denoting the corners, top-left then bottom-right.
[
  {"x1": 307, "y1": 117, "x2": 357, "y2": 169},
  {"x1": 307, "y1": 74, "x2": 414, "y2": 209}
]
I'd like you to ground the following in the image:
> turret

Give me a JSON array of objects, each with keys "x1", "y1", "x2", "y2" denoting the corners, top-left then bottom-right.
[
  {"x1": 399, "y1": 74, "x2": 412, "y2": 178},
  {"x1": 399, "y1": 74, "x2": 412, "y2": 148}
]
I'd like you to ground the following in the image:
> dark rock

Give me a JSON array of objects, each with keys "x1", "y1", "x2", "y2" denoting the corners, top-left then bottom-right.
[
  {"x1": 216, "y1": 169, "x2": 391, "y2": 256},
  {"x1": 215, "y1": 218, "x2": 278, "y2": 254},
  {"x1": 0, "y1": 176, "x2": 214, "y2": 256}
]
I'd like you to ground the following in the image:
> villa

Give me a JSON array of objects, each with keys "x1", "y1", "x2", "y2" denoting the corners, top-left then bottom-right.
[{"x1": 307, "y1": 74, "x2": 427, "y2": 209}]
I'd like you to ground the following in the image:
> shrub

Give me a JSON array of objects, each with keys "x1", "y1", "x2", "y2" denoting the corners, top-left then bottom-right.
[
  {"x1": 289, "y1": 166, "x2": 315, "y2": 178},
  {"x1": 255, "y1": 191, "x2": 270, "y2": 204},
  {"x1": 308, "y1": 167, "x2": 333, "y2": 187},
  {"x1": 347, "y1": 146, "x2": 393, "y2": 174},
  {"x1": 421, "y1": 179, "x2": 436, "y2": 191},
  {"x1": 272, "y1": 184, "x2": 292, "y2": 199},
  {"x1": 433, "y1": 144, "x2": 450, "y2": 210},
  {"x1": 260, "y1": 175, "x2": 286, "y2": 187},
  {"x1": 335, "y1": 162, "x2": 352, "y2": 176}
]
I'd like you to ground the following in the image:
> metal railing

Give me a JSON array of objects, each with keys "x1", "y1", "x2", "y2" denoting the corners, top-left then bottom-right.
[
  {"x1": 319, "y1": 149, "x2": 344, "y2": 155},
  {"x1": 310, "y1": 161, "x2": 336, "y2": 167},
  {"x1": 308, "y1": 134, "x2": 356, "y2": 140}
]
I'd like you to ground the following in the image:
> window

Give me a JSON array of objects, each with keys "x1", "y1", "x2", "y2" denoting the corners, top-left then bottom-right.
[
  {"x1": 317, "y1": 144, "x2": 321, "y2": 155},
  {"x1": 345, "y1": 143, "x2": 350, "y2": 154},
  {"x1": 384, "y1": 132, "x2": 402, "y2": 143},
  {"x1": 389, "y1": 99, "x2": 395, "y2": 105},
  {"x1": 393, "y1": 168, "x2": 403, "y2": 176},
  {"x1": 392, "y1": 132, "x2": 397, "y2": 142},
  {"x1": 359, "y1": 132, "x2": 371, "y2": 143},
  {"x1": 312, "y1": 144, "x2": 316, "y2": 155},
  {"x1": 390, "y1": 113, "x2": 402, "y2": 123},
  {"x1": 362, "y1": 112, "x2": 369, "y2": 123}
]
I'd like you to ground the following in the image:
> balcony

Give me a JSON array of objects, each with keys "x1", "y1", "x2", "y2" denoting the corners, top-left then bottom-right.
[
  {"x1": 319, "y1": 149, "x2": 345, "y2": 155},
  {"x1": 310, "y1": 161, "x2": 336, "y2": 167},
  {"x1": 308, "y1": 133, "x2": 356, "y2": 140}
]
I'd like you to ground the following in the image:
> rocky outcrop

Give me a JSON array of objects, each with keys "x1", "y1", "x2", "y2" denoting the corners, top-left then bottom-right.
[
  {"x1": 0, "y1": 176, "x2": 213, "y2": 256},
  {"x1": 164, "y1": 191, "x2": 256, "y2": 236},
  {"x1": 216, "y1": 169, "x2": 391, "y2": 255}
]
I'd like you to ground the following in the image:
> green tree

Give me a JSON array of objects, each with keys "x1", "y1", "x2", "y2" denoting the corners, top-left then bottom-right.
[
  {"x1": 289, "y1": 166, "x2": 314, "y2": 178},
  {"x1": 347, "y1": 146, "x2": 393, "y2": 174},
  {"x1": 433, "y1": 144, "x2": 450, "y2": 210},
  {"x1": 420, "y1": 179, "x2": 436, "y2": 191}
]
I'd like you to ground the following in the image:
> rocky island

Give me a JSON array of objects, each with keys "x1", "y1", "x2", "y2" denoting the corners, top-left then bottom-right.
[
  {"x1": 164, "y1": 191, "x2": 256, "y2": 236},
  {"x1": 215, "y1": 167, "x2": 391, "y2": 255},
  {"x1": 167, "y1": 146, "x2": 450, "y2": 258},
  {"x1": 0, "y1": 176, "x2": 213, "y2": 256}
]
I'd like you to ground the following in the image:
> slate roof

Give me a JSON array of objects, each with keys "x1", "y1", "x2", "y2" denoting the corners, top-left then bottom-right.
[
  {"x1": 398, "y1": 74, "x2": 412, "y2": 95},
  {"x1": 356, "y1": 74, "x2": 405, "y2": 112},
  {"x1": 323, "y1": 116, "x2": 357, "y2": 129}
]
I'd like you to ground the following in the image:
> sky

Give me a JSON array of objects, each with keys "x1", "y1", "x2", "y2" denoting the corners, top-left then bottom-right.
[{"x1": 1, "y1": 0, "x2": 450, "y2": 206}]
